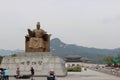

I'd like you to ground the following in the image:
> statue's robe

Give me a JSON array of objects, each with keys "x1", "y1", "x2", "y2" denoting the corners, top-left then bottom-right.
[{"x1": 28, "y1": 29, "x2": 46, "y2": 49}]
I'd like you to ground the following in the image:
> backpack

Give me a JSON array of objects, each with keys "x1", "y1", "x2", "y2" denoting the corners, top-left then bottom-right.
[{"x1": 47, "y1": 75, "x2": 56, "y2": 80}]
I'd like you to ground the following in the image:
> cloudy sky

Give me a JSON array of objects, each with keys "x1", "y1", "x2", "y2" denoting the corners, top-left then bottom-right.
[{"x1": 0, "y1": 0, "x2": 120, "y2": 50}]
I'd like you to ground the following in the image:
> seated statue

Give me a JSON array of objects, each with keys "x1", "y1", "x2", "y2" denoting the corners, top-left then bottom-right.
[{"x1": 25, "y1": 22, "x2": 51, "y2": 52}]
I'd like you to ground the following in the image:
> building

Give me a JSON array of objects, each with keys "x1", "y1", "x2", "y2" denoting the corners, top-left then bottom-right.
[{"x1": 64, "y1": 55, "x2": 91, "y2": 68}]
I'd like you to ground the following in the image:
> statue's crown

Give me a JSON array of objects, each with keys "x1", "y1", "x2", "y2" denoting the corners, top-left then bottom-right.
[{"x1": 37, "y1": 22, "x2": 40, "y2": 26}]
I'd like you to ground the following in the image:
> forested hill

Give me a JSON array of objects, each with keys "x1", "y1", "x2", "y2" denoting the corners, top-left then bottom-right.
[{"x1": 50, "y1": 38, "x2": 120, "y2": 63}]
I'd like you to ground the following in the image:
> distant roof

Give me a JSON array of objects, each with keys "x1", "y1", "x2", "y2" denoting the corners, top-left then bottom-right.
[
  {"x1": 80, "y1": 57, "x2": 89, "y2": 61},
  {"x1": 64, "y1": 55, "x2": 91, "y2": 62},
  {"x1": 65, "y1": 55, "x2": 82, "y2": 58}
]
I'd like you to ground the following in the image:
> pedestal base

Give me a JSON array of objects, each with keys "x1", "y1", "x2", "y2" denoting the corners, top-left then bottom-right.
[{"x1": 0, "y1": 52, "x2": 67, "y2": 76}]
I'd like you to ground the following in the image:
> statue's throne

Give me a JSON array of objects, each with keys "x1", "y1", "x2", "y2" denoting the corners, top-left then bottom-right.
[{"x1": 25, "y1": 34, "x2": 51, "y2": 52}]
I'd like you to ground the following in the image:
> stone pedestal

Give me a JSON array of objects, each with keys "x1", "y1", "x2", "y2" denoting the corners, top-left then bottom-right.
[{"x1": 0, "y1": 52, "x2": 67, "y2": 76}]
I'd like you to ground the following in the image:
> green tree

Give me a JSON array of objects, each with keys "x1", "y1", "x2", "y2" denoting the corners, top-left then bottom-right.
[
  {"x1": 116, "y1": 53, "x2": 120, "y2": 67},
  {"x1": 0, "y1": 56, "x2": 3, "y2": 64},
  {"x1": 117, "y1": 53, "x2": 120, "y2": 61},
  {"x1": 104, "y1": 56, "x2": 113, "y2": 66},
  {"x1": 11, "y1": 54, "x2": 17, "y2": 57}
]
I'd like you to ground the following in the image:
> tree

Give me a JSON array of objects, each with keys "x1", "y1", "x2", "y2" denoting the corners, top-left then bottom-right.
[
  {"x1": 0, "y1": 56, "x2": 3, "y2": 64},
  {"x1": 104, "y1": 56, "x2": 113, "y2": 66}
]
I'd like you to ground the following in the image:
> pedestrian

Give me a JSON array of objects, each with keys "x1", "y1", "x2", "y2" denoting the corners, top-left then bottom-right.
[
  {"x1": 16, "y1": 68, "x2": 20, "y2": 78},
  {"x1": 0, "y1": 68, "x2": 4, "y2": 80},
  {"x1": 47, "y1": 69, "x2": 56, "y2": 80},
  {"x1": 30, "y1": 67, "x2": 34, "y2": 76},
  {"x1": 4, "y1": 69, "x2": 9, "y2": 80}
]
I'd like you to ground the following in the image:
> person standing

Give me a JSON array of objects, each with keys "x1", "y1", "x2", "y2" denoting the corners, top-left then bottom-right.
[
  {"x1": 4, "y1": 69, "x2": 9, "y2": 80},
  {"x1": 0, "y1": 68, "x2": 4, "y2": 80},
  {"x1": 30, "y1": 67, "x2": 34, "y2": 76},
  {"x1": 16, "y1": 68, "x2": 20, "y2": 77}
]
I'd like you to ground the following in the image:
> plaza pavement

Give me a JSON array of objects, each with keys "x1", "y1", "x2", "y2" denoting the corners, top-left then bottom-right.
[{"x1": 9, "y1": 69, "x2": 120, "y2": 80}]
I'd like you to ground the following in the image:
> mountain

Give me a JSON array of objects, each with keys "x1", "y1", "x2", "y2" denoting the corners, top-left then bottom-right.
[
  {"x1": 50, "y1": 38, "x2": 120, "y2": 63},
  {"x1": 0, "y1": 49, "x2": 24, "y2": 56},
  {"x1": 0, "y1": 38, "x2": 120, "y2": 63}
]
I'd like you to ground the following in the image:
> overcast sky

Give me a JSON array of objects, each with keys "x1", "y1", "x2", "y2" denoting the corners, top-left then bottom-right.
[{"x1": 0, "y1": 0, "x2": 120, "y2": 50}]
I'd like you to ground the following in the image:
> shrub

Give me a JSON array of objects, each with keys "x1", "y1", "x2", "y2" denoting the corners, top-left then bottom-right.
[
  {"x1": 67, "y1": 67, "x2": 81, "y2": 72},
  {"x1": 0, "y1": 56, "x2": 3, "y2": 64},
  {"x1": 11, "y1": 54, "x2": 17, "y2": 57}
]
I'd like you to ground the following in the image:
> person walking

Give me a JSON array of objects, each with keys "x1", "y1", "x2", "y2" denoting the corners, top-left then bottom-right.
[{"x1": 30, "y1": 67, "x2": 34, "y2": 76}]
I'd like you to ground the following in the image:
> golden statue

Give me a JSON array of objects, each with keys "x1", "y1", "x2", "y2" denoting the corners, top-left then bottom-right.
[{"x1": 25, "y1": 22, "x2": 51, "y2": 52}]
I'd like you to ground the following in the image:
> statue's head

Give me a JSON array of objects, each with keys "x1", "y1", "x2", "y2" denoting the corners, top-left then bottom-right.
[{"x1": 36, "y1": 22, "x2": 40, "y2": 29}]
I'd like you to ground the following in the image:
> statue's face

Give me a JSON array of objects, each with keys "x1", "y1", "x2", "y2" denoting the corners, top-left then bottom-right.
[
  {"x1": 37, "y1": 25, "x2": 40, "y2": 29},
  {"x1": 36, "y1": 22, "x2": 40, "y2": 29}
]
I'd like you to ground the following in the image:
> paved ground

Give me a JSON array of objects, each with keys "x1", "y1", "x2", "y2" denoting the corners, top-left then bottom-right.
[{"x1": 9, "y1": 69, "x2": 120, "y2": 80}]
